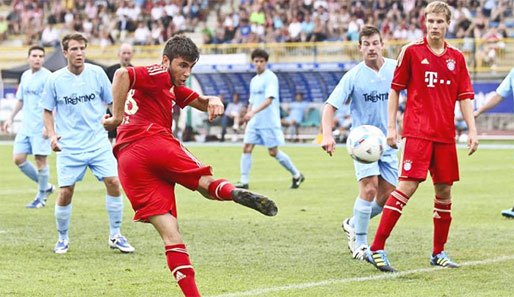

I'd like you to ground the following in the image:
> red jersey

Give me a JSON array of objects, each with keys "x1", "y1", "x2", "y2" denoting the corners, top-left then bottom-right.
[
  {"x1": 392, "y1": 37, "x2": 474, "y2": 143},
  {"x1": 114, "y1": 65, "x2": 199, "y2": 154}
]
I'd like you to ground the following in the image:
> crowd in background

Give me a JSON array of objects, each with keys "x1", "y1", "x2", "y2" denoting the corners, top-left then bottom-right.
[
  {"x1": 0, "y1": 0, "x2": 513, "y2": 47},
  {"x1": 1, "y1": 0, "x2": 209, "y2": 46},
  {"x1": 204, "y1": 0, "x2": 513, "y2": 44}
]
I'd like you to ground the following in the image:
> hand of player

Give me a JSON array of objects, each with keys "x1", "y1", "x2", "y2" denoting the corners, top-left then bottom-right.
[
  {"x1": 2, "y1": 119, "x2": 12, "y2": 133},
  {"x1": 50, "y1": 134, "x2": 62, "y2": 152},
  {"x1": 244, "y1": 111, "x2": 254, "y2": 122},
  {"x1": 102, "y1": 113, "x2": 122, "y2": 131},
  {"x1": 473, "y1": 110, "x2": 481, "y2": 118},
  {"x1": 467, "y1": 130, "x2": 479, "y2": 156},
  {"x1": 207, "y1": 97, "x2": 224, "y2": 121},
  {"x1": 321, "y1": 134, "x2": 336, "y2": 157},
  {"x1": 386, "y1": 128, "x2": 398, "y2": 149}
]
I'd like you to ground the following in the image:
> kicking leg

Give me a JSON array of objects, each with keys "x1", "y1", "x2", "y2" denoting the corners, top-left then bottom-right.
[{"x1": 197, "y1": 176, "x2": 278, "y2": 216}]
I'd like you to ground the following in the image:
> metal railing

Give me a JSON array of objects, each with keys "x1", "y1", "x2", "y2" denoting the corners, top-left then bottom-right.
[{"x1": 1, "y1": 38, "x2": 513, "y2": 74}]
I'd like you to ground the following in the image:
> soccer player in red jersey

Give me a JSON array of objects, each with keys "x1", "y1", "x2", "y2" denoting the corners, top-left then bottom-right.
[
  {"x1": 366, "y1": 1, "x2": 479, "y2": 272},
  {"x1": 102, "y1": 35, "x2": 277, "y2": 297}
]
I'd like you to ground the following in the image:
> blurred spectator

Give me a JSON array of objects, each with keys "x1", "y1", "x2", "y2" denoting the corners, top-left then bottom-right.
[
  {"x1": 134, "y1": 21, "x2": 151, "y2": 45},
  {"x1": 220, "y1": 93, "x2": 246, "y2": 142},
  {"x1": 333, "y1": 103, "x2": 351, "y2": 143},
  {"x1": 0, "y1": 16, "x2": 8, "y2": 42},
  {"x1": 281, "y1": 92, "x2": 309, "y2": 141},
  {"x1": 288, "y1": 17, "x2": 302, "y2": 42},
  {"x1": 40, "y1": 24, "x2": 60, "y2": 47},
  {"x1": 481, "y1": 25, "x2": 505, "y2": 68}
]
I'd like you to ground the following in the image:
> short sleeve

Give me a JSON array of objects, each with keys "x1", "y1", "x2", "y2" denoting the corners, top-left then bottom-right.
[
  {"x1": 174, "y1": 86, "x2": 199, "y2": 108},
  {"x1": 16, "y1": 74, "x2": 24, "y2": 101},
  {"x1": 97, "y1": 68, "x2": 113, "y2": 104},
  {"x1": 40, "y1": 77, "x2": 56, "y2": 111},
  {"x1": 456, "y1": 54, "x2": 474, "y2": 100},
  {"x1": 264, "y1": 74, "x2": 279, "y2": 100},
  {"x1": 391, "y1": 45, "x2": 411, "y2": 91},
  {"x1": 496, "y1": 69, "x2": 514, "y2": 99},
  {"x1": 326, "y1": 70, "x2": 354, "y2": 109}
]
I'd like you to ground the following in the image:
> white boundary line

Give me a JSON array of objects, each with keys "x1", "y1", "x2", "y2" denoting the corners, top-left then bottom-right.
[{"x1": 207, "y1": 255, "x2": 514, "y2": 297}]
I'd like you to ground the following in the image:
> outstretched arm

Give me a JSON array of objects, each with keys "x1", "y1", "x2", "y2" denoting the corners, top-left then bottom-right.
[
  {"x1": 103, "y1": 68, "x2": 130, "y2": 131},
  {"x1": 474, "y1": 93, "x2": 504, "y2": 117}
]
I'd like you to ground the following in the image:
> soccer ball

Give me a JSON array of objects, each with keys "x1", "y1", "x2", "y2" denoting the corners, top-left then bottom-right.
[{"x1": 346, "y1": 125, "x2": 386, "y2": 164}]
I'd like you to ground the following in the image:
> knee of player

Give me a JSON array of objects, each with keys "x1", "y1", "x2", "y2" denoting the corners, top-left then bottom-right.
[
  {"x1": 105, "y1": 177, "x2": 121, "y2": 191},
  {"x1": 59, "y1": 187, "x2": 74, "y2": 202},
  {"x1": 13, "y1": 154, "x2": 27, "y2": 166},
  {"x1": 162, "y1": 231, "x2": 183, "y2": 246},
  {"x1": 434, "y1": 183, "x2": 452, "y2": 199},
  {"x1": 361, "y1": 186, "x2": 377, "y2": 201}
]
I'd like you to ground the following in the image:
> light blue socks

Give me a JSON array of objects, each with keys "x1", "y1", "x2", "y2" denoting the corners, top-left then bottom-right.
[
  {"x1": 18, "y1": 160, "x2": 38, "y2": 183},
  {"x1": 275, "y1": 150, "x2": 300, "y2": 177},
  {"x1": 37, "y1": 165, "x2": 50, "y2": 199},
  {"x1": 240, "y1": 153, "x2": 252, "y2": 184},
  {"x1": 55, "y1": 204, "x2": 72, "y2": 241},
  {"x1": 106, "y1": 195, "x2": 123, "y2": 238},
  {"x1": 352, "y1": 197, "x2": 372, "y2": 248},
  {"x1": 370, "y1": 200, "x2": 383, "y2": 219}
]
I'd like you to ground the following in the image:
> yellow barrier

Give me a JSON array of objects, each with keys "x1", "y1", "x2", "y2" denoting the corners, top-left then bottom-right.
[{"x1": 1, "y1": 38, "x2": 513, "y2": 73}]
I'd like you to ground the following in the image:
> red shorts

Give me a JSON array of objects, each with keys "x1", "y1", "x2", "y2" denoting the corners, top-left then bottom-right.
[
  {"x1": 116, "y1": 134, "x2": 212, "y2": 222},
  {"x1": 399, "y1": 137, "x2": 459, "y2": 185}
]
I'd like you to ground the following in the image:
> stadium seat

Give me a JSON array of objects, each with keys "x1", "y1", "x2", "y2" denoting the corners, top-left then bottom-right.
[{"x1": 300, "y1": 108, "x2": 321, "y2": 127}]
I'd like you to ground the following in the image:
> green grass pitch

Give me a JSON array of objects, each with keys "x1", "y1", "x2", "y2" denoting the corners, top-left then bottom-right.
[{"x1": 0, "y1": 144, "x2": 513, "y2": 297}]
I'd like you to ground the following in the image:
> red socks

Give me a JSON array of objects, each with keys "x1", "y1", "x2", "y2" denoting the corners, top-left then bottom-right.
[
  {"x1": 207, "y1": 179, "x2": 235, "y2": 201},
  {"x1": 371, "y1": 189, "x2": 410, "y2": 251},
  {"x1": 433, "y1": 197, "x2": 452, "y2": 255},
  {"x1": 165, "y1": 244, "x2": 201, "y2": 297}
]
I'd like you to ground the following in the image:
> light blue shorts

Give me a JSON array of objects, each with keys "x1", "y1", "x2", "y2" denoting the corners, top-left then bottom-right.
[
  {"x1": 56, "y1": 143, "x2": 118, "y2": 187},
  {"x1": 353, "y1": 149, "x2": 399, "y2": 187},
  {"x1": 13, "y1": 133, "x2": 51, "y2": 156},
  {"x1": 243, "y1": 127, "x2": 285, "y2": 148}
]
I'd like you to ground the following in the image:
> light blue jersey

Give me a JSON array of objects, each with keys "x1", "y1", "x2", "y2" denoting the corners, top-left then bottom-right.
[
  {"x1": 326, "y1": 58, "x2": 396, "y2": 137},
  {"x1": 247, "y1": 69, "x2": 281, "y2": 129},
  {"x1": 16, "y1": 67, "x2": 51, "y2": 136},
  {"x1": 497, "y1": 67, "x2": 514, "y2": 99},
  {"x1": 41, "y1": 63, "x2": 113, "y2": 153},
  {"x1": 326, "y1": 58, "x2": 398, "y2": 186}
]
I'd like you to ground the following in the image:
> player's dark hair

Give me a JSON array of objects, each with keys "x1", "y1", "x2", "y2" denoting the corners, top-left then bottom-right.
[
  {"x1": 163, "y1": 35, "x2": 199, "y2": 63},
  {"x1": 359, "y1": 25, "x2": 382, "y2": 45},
  {"x1": 251, "y1": 48, "x2": 269, "y2": 61},
  {"x1": 28, "y1": 45, "x2": 45, "y2": 56},
  {"x1": 61, "y1": 32, "x2": 88, "y2": 51}
]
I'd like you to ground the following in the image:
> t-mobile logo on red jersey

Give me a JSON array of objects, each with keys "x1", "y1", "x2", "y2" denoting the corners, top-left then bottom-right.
[{"x1": 424, "y1": 71, "x2": 451, "y2": 88}]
